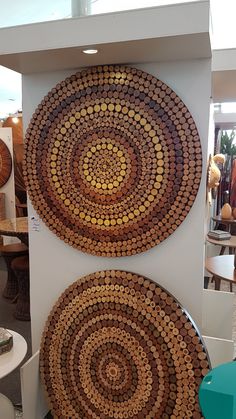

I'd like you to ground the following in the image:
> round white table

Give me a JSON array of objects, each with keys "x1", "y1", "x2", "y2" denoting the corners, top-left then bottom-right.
[{"x1": 0, "y1": 330, "x2": 27, "y2": 419}]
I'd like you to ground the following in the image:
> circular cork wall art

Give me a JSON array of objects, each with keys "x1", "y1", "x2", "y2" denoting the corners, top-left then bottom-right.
[
  {"x1": 23, "y1": 65, "x2": 202, "y2": 256},
  {"x1": 40, "y1": 270, "x2": 210, "y2": 419},
  {"x1": 0, "y1": 139, "x2": 12, "y2": 188}
]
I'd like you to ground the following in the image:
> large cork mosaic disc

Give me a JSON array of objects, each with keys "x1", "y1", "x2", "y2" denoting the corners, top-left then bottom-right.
[
  {"x1": 0, "y1": 139, "x2": 12, "y2": 188},
  {"x1": 40, "y1": 270, "x2": 209, "y2": 418},
  {"x1": 24, "y1": 65, "x2": 202, "y2": 256}
]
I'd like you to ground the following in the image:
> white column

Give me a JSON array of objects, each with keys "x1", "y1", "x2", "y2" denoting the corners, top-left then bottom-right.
[{"x1": 71, "y1": 0, "x2": 92, "y2": 17}]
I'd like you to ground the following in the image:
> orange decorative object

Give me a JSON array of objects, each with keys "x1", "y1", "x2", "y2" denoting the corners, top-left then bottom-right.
[
  {"x1": 232, "y1": 207, "x2": 236, "y2": 219},
  {"x1": 23, "y1": 65, "x2": 202, "y2": 256},
  {"x1": 0, "y1": 139, "x2": 12, "y2": 188},
  {"x1": 221, "y1": 203, "x2": 232, "y2": 219},
  {"x1": 40, "y1": 270, "x2": 210, "y2": 419}
]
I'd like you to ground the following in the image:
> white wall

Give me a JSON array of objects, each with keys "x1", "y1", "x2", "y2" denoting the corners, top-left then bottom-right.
[{"x1": 23, "y1": 58, "x2": 211, "y2": 352}]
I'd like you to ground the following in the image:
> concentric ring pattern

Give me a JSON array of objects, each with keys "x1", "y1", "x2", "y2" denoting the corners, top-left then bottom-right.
[
  {"x1": 23, "y1": 65, "x2": 202, "y2": 256},
  {"x1": 0, "y1": 139, "x2": 12, "y2": 188},
  {"x1": 40, "y1": 270, "x2": 209, "y2": 418}
]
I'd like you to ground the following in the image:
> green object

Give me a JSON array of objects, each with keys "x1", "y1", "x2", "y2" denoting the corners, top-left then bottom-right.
[
  {"x1": 220, "y1": 130, "x2": 236, "y2": 156},
  {"x1": 199, "y1": 361, "x2": 236, "y2": 419},
  {"x1": 0, "y1": 328, "x2": 13, "y2": 355}
]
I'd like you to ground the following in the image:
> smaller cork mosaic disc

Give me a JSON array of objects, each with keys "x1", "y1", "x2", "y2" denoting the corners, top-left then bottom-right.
[
  {"x1": 40, "y1": 270, "x2": 210, "y2": 418},
  {"x1": 0, "y1": 139, "x2": 12, "y2": 188}
]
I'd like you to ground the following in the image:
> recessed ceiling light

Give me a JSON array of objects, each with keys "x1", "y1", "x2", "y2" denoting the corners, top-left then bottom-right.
[{"x1": 82, "y1": 49, "x2": 98, "y2": 55}]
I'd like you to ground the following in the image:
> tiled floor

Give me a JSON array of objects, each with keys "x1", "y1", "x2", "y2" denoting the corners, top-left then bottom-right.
[{"x1": 15, "y1": 408, "x2": 23, "y2": 418}]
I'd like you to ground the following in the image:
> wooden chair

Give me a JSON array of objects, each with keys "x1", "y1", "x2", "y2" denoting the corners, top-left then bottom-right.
[
  {"x1": 0, "y1": 243, "x2": 28, "y2": 300},
  {"x1": 11, "y1": 255, "x2": 30, "y2": 321},
  {"x1": 15, "y1": 195, "x2": 27, "y2": 217}
]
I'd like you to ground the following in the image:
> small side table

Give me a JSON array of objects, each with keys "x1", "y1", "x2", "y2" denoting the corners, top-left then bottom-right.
[
  {"x1": 206, "y1": 236, "x2": 236, "y2": 291},
  {"x1": 205, "y1": 255, "x2": 236, "y2": 291},
  {"x1": 0, "y1": 217, "x2": 28, "y2": 246},
  {"x1": 212, "y1": 215, "x2": 236, "y2": 235},
  {"x1": 0, "y1": 330, "x2": 27, "y2": 419},
  {"x1": 206, "y1": 235, "x2": 236, "y2": 256}
]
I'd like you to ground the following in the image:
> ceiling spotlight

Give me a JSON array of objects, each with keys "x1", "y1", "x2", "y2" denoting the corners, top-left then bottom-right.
[{"x1": 82, "y1": 49, "x2": 98, "y2": 54}]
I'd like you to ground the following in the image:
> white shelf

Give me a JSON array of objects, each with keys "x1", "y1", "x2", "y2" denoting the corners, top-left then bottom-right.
[
  {"x1": 212, "y1": 49, "x2": 236, "y2": 102},
  {"x1": 0, "y1": 330, "x2": 27, "y2": 380}
]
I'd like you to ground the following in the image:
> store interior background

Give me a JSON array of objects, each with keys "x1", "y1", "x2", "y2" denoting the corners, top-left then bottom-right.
[{"x1": 0, "y1": 0, "x2": 236, "y2": 418}]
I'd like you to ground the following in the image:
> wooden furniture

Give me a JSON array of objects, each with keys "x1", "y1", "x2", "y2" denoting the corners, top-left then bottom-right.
[
  {"x1": 0, "y1": 193, "x2": 5, "y2": 220},
  {"x1": 15, "y1": 196, "x2": 27, "y2": 217},
  {"x1": 206, "y1": 235, "x2": 236, "y2": 256},
  {"x1": 11, "y1": 256, "x2": 30, "y2": 321},
  {"x1": 0, "y1": 217, "x2": 29, "y2": 319},
  {"x1": 0, "y1": 330, "x2": 27, "y2": 419},
  {"x1": 0, "y1": 243, "x2": 28, "y2": 300},
  {"x1": 212, "y1": 215, "x2": 236, "y2": 235},
  {"x1": 210, "y1": 217, "x2": 236, "y2": 256},
  {"x1": 0, "y1": 217, "x2": 28, "y2": 246},
  {"x1": 205, "y1": 255, "x2": 236, "y2": 291}
]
